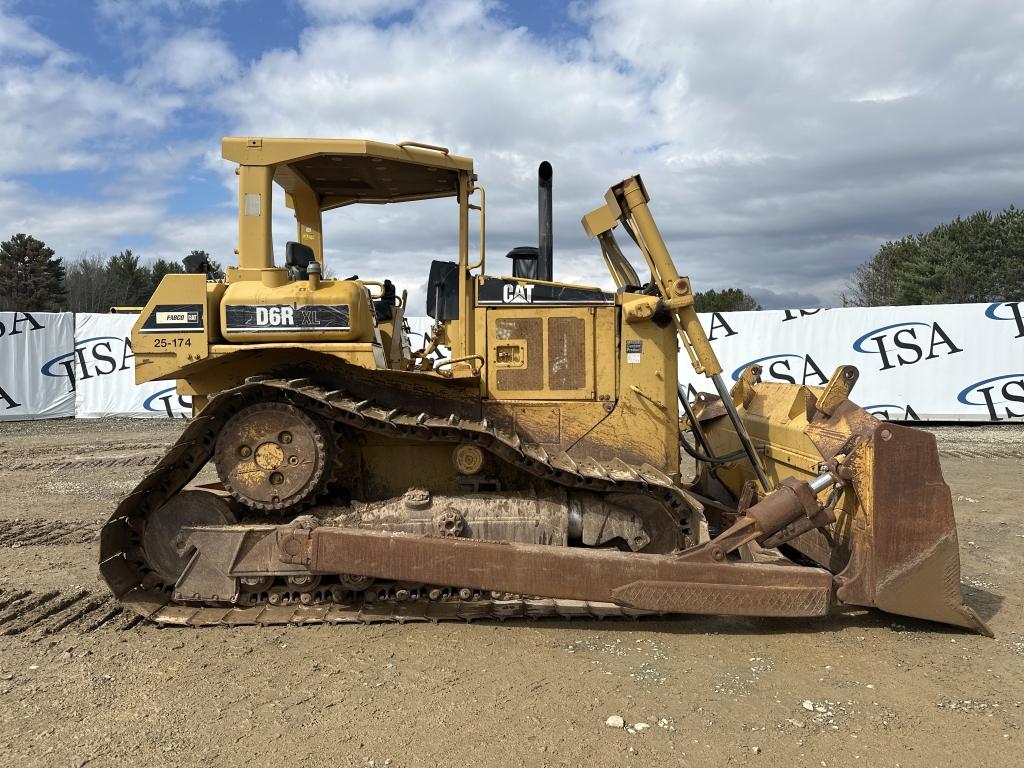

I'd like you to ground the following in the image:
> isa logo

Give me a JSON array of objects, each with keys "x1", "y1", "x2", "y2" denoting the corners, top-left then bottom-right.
[
  {"x1": 863, "y1": 403, "x2": 921, "y2": 421},
  {"x1": 957, "y1": 374, "x2": 1024, "y2": 422},
  {"x1": 143, "y1": 386, "x2": 192, "y2": 418},
  {"x1": 730, "y1": 353, "x2": 829, "y2": 385},
  {"x1": 41, "y1": 336, "x2": 134, "y2": 391},
  {"x1": 984, "y1": 302, "x2": 1024, "y2": 338},
  {"x1": 852, "y1": 321, "x2": 961, "y2": 371}
]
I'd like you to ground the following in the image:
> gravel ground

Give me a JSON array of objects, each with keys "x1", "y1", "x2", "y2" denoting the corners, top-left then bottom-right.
[{"x1": 0, "y1": 418, "x2": 1020, "y2": 768}]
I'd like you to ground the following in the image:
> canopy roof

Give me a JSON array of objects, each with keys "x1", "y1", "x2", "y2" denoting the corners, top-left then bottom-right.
[{"x1": 222, "y1": 137, "x2": 474, "y2": 210}]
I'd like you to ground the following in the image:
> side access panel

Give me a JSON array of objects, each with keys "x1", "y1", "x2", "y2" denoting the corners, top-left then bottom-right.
[
  {"x1": 485, "y1": 306, "x2": 616, "y2": 400},
  {"x1": 132, "y1": 274, "x2": 220, "y2": 384}
]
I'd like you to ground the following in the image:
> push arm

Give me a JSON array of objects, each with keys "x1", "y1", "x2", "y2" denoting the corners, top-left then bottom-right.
[{"x1": 582, "y1": 175, "x2": 771, "y2": 490}]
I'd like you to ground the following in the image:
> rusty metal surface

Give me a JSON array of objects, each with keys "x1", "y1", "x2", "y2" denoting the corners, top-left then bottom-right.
[
  {"x1": 804, "y1": 402, "x2": 990, "y2": 636},
  {"x1": 100, "y1": 376, "x2": 991, "y2": 634},
  {"x1": 100, "y1": 377, "x2": 706, "y2": 627},
  {"x1": 214, "y1": 401, "x2": 331, "y2": 511},
  {"x1": 221, "y1": 523, "x2": 834, "y2": 618}
]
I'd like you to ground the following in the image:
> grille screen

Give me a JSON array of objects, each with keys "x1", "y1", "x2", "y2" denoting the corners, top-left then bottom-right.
[
  {"x1": 495, "y1": 317, "x2": 544, "y2": 391},
  {"x1": 548, "y1": 317, "x2": 586, "y2": 390}
]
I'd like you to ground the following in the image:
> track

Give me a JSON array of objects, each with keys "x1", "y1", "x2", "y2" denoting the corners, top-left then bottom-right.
[{"x1": 101, "y1": 376, "x2": 703, "y2": 627}]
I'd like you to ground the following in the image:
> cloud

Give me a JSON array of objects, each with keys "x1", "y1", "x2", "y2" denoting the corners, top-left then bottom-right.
[
  {"x1": 211, "y1": 0, "x2": 656, "y2": 309},
  {"x1": 133, "y1": 28, "x2": 239, "y2": 89},
  {"x1": 0, "y1": 5, "x2": 65, "y2": 61},
  {"x1": 297, "y1": 0, "x2": 419, "y2": 22},
  {"x1": 207, "y1": 0, "x2": 1024, "y2": 311},
  {"x1": 3, "y1": 0, "x2": 1023, "y2": 313},
  {"x1": 0, "y1": 34, "x2": 181, "y2": 174}
]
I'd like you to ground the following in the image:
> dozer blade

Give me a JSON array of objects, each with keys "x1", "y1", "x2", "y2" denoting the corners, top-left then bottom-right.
[
  {"x1": 697, "y1": 375, "x2": 991, "y2": 636},
  {"x1": 806, "y1": 406, "x2": 991, "y2": 635}
]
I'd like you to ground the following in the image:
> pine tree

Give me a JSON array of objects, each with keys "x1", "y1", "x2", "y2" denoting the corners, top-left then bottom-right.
[
  {"x1": 105, "y1": 249, "x2": 153, "y2": 308},
  {"x1": 848, "y1": 206, "x2": 1024, "y2": 306},
  {"x1": 0, "y1": 234, "x2": 68, "y2": 312},
  {"x1": 693, "y1": 287, "x2": 762, "y2": 312},
  {"x1": 151, "y1": 258, "x2": 183, "y2": 292}
]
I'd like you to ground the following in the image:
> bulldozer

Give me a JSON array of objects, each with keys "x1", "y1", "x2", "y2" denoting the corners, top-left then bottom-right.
[{"x1": 100, "y1": 137, "x2": 989, "y2": 634}]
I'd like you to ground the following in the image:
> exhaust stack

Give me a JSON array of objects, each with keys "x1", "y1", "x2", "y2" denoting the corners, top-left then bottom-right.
[{"x1": 537, "y1": 161, "x2": 553, "y2": 282}]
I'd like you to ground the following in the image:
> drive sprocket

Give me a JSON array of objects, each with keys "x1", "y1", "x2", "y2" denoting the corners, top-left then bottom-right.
[{"x1": 214, "y1": 401, "x2": 331, "y2": 512}]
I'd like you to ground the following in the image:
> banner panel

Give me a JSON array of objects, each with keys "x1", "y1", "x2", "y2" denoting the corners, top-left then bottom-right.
[
  {"x1": 73, "y1": 313, "x2": 191, "y2": 419},
  {"x1": 4, "y1": 303, "x2": 1021, "y2": 422},
  {"x1": 0, "y1": 311, "x2": 75, "y2": 421},
  {"x1": 405, "y1": 316, "x2": 451, "y2": 362},
  {"x1": 677, "y1": 302, "x2": 1024, "y2": 423}
]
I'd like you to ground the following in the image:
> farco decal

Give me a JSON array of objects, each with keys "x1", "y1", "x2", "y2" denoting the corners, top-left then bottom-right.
[
  {"x1": 957, "y1": 373, "x2": 1024, "y2": 421},
  {"x1": 143, "y1": 385, "x2": 192, "y2": 418},
  {"x1": 41, "y1": 335, "x2": 134, "y2": 391},
  {"x1": 730, "y1": 353, "x2": 829, "y2": 385},
  {"x1": 852, "y1": 321, "x2": 962, "y2": 371},
  {"x1": 224, "y1": 304, "x2": 350, "y2": 332},
  {"x1": 984, "y1": 302, "x2": 1024, "y2": 338},
  {"x1": 139, "y1": 304, "x2": 204, "y2": 333}
]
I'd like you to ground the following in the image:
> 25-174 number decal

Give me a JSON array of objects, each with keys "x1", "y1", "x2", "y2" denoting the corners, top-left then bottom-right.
[{"x1": 152, "y1": 338, "x2": 192, "y2": 348}]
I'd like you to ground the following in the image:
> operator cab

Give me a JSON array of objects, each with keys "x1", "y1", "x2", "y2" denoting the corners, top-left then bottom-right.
[{"x1": 217, "y1": 138, "x2": 476, "y2": 363}]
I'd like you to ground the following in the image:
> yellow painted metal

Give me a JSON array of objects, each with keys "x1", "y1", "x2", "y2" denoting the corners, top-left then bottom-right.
[
  {"x1": 700, "y1": 383, "x2": 828, "y2": 491},
  {"x1": 236, "y1": 164, "x2": 274, "y2": 270},
  {"x1": 218, "y1": 278, "x2": 374, "y2": 344},
  {"x1": 285, "y1": 185, "x2": 324, "y2": 264},
  {"x1": 221, "y1": 137, "x2": 473, "y2": 182},
  {"x1": 454, "y1": 170, "x2": 472, "y2": 366},
  {"x1": 484, "y1": 306, "x2": 596, "y2": 400},
  {"x1": 615, "y1": 177, "x2": 722, "y2": 378},
  {"x1": 130, "y1": 274, "x2": 215, "y2": 384}
]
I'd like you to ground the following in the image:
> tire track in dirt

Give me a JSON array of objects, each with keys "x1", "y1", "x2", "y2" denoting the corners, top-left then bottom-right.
[
  {"x1": 6, "y1": 454, "x2": 161, "y2": 472},
  {"x1": 0, "y1": 585, "x2": 141, "y2": 638},
  {"x1": 937, "y1": 447, "x2": 1024, "y2": 460},
  {"x1": 0, "y1": 438, "x2": 170, "y2": 458},
  {"x1": 0, "y1": 519, "x2": 101, "y2": 547}
]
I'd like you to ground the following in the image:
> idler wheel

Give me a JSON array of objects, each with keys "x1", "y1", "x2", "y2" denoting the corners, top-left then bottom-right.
[
  {"x1": 215, "y1": 402, "x2": 330, "y2": 511},
  {"x1": 142, "y1": 489, "x2": 236, "y2": 586}
]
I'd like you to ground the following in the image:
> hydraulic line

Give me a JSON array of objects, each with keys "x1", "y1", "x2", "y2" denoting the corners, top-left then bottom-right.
[
  {"x1": 677, "y1": 383, "x2": 715, "y2": 458},
  {"x1": 712, "y1": 373, "x2": 771, "y2": 490}
]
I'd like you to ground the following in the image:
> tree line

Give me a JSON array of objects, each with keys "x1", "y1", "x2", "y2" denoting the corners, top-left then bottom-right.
[
  {"x1": 845, "y1": 205, "x2": 1023, "y2": 306},
  {"x1": 0, "y1": 234, "x2": 222, "y2": 313}
]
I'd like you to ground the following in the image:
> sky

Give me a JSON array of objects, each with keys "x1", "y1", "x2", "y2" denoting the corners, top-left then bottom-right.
[{"x1": 1, "y1": 0, "x2": 1022, "y2": 311}]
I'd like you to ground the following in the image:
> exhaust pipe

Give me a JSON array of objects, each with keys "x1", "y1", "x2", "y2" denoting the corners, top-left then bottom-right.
[{"x1": 538, "y1": 161, "x2": 553, "y2": 282}]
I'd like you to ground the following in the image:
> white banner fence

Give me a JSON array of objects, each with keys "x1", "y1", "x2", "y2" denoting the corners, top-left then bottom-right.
[{"x1": 1, "y1": 303, "x2": 1021, "y2": 422}]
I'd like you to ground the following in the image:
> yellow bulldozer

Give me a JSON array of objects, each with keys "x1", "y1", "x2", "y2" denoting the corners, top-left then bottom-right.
[{"x1": 100, "y1": 137, "x2": 988, "y2": 634}]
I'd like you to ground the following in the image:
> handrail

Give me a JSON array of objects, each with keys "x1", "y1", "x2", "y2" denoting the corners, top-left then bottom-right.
[
  {"x1": 467, "y1": 184, "x2": 486, "y2": 271},
  {"x1": 397, "y1": 141, "x2": 450, "y2": 156},
  {"x1": 434, "y1": 354, "x2": 485, "y2": 377}
]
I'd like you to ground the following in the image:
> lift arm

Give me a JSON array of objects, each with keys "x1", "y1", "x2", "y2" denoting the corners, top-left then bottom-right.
[{"x1": 582, "y1": 175, "x2": 771, "y2": 490}]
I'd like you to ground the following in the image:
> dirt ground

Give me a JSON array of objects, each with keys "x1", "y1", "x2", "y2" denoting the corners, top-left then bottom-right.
[{"x1": 0, "y1": 418, "x2": 1020, "y2": 768}]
